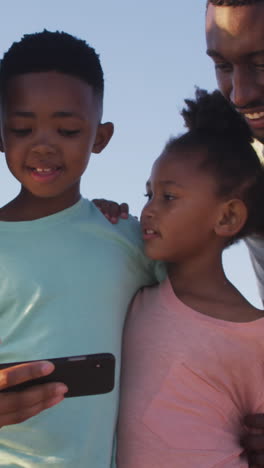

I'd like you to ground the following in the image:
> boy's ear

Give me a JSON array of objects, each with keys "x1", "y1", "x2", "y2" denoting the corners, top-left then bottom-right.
[
  {"x1": 214, "y1": 199, "x2": 248, "y2": 239},
  {"x1": 92, "y1": 122, "x2": 114, "y2": 154}
]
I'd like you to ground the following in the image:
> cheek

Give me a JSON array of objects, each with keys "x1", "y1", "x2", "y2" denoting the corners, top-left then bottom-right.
[
  {"x1": 68, "y1": 136, "x2": 94, "y2": 158},
  {"x1": 69, "y1": 152, "x2": 91, "y2": 176},
  {"x1": 140, "y1": 203, "x2": 149, "y2": 221},
  {"x1": 216, "y1": 73, "x2": 231, "y2": 100}
]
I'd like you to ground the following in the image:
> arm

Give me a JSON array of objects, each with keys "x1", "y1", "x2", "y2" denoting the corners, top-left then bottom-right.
[{"x1": 0, "y1": 361, "x2": 67, "y2": 426}]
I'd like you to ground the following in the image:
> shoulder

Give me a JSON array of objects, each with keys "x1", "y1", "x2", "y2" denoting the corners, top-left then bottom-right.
[
  {"x1": 87, "y1": 199, "x2": 143, "y2": 245},
  {"x1": 130, "y1": 281, "x2": 165, "y2": 311},
  {"x1": 85, "y1": 199, "x2": 167, "y2": 282}
]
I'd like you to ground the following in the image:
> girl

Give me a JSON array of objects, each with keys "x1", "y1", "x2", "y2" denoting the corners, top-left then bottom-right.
[{"x1": 117, "y1": 89, "x2": 264, "y2": 467}]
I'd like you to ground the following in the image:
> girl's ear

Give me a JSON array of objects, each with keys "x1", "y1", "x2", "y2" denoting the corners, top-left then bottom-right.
[
  {"x1": 214, "y1": 199, "x2": 248, "y2": 239},
  {"x1": 92, "y1": 122, "x2": 114, "y2": 154}
]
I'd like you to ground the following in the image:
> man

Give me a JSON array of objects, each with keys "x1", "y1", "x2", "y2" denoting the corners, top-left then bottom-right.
[
  {"x1": 206, "y1": 1, "x2": 264, "y2": 465},
  {"x1": 206, "y1": 0, "x2": 264, "y2": 144}
]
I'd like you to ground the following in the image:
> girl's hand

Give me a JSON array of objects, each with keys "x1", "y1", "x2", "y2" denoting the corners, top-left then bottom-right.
[{"x1": 92, "y1": 199, "x2": 129, "y2": 224}]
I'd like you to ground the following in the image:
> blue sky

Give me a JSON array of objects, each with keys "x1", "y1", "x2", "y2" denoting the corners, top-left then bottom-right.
[{"x1": 0, "y1": 0, "x2": 261, "y2": 307}]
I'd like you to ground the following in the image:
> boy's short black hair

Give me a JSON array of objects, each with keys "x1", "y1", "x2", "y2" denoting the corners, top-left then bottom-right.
[
  {"x1": 0, "y1": 30, "x2": 104, "y2": 101},
  {"x1": 207, "y1": 0, "x2": 264, "y2": 6},
  {"x1": 163, "y1": 89, "x2": 264, "y2": 244}
]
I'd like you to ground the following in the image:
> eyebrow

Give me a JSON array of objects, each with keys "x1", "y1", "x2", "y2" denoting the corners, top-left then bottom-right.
[
  {"x1": 146, "y1": 180, "x2": 184, "y2": 188},
  {"x1": 9, "y1": 111, "x2": 85, "y2": 120},
  {"x1": 206, "y1": 49, "x2": 223, "y2": 59},
  {"x1": 206, "y1": 49, "x2": 264, "y2": 59}
]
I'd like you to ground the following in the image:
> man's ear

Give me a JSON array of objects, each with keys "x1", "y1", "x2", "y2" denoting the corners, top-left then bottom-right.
[
  {"x1": 92, "y1": 122, "x2": 114, "y2": 154},
  {"x1": 214, "y1": 199, "x2": 248, "y2": 239}
]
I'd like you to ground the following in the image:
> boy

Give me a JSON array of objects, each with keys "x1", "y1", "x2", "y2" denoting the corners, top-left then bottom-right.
[{"x1": 0, "y1": 30, "x2": 163, "y2": 467}]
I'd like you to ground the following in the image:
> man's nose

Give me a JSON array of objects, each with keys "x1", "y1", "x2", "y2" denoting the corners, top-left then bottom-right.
[{"x1": 230, "y1": 67, "x2": 259, "y2": 109}]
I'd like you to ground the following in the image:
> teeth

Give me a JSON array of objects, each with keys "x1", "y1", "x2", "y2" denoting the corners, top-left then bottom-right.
[
  {"x1": 245, "y1": 112, "x2": 264, "y2": 120},
  {"x1": 145, "y1": 229, "x2": 155, "y2": 234},
  {"x1": 35, "y1": 168, "x2": 53, "y2": 173}
]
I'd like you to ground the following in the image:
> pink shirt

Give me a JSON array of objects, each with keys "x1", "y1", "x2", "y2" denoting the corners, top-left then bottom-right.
[{"x1": 117, "y1": 278, "x2": 264, "y2": 468}]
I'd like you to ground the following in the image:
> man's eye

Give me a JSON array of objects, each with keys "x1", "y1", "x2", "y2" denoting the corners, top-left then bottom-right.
[
  {"x1": 214, "y1": 62, "x2": 232, "y2": 72},
  {"x1": 59, "y1": 129, "x2": 80, "y2": 137},
  {"x1": 10, "y1": 128, "x2": 31, "y2": 136}
]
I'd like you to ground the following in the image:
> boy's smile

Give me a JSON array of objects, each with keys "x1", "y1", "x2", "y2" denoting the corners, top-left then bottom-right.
[{"x1": 0, "y1": 71, "x2": 113, "y2": 218}]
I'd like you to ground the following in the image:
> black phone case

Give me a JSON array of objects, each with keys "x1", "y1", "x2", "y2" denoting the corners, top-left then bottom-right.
[{"x1": 0, "y1": 353, "x2": 115, "y2": 398}]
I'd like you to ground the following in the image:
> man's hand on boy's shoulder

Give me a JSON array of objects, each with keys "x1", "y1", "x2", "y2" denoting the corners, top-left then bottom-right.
[
  {"x1": 0, "y1": 361, "x2": 67, "y2": 427},
  {"x1": 92, "y1": 199, "x2": 129, "y2": 224},
  {"x1": 242, "y1": 414, "x2": 264, "y2": 466}
]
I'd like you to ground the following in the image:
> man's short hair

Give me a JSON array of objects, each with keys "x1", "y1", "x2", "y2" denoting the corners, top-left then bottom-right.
[
  {"x1": 0, "y1": 30, "x2": 104, "y2": 101},
  {"x1": 207, "y1": 0, "x2": 264, "y2": 6}
]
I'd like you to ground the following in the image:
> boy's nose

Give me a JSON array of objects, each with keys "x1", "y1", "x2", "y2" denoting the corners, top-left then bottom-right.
[{"x1": 30, "y1": 141, "x2": 56, "y2": 156}]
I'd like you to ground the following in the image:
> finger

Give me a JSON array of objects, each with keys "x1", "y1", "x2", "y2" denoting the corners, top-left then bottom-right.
[
  {"x1": 120, "y1": 203, "x2": 129, "y2": 219},
  {"x1": 0, "y1": 386, "x2": 64, "y2": 427},
  {"x1": 0, "y1": 361, "x2": 55, "y2": 389},
  {"x1": 108, "y1": 202, "x2": 122, "y2": 220},
  {"x1": 92, "y1": 199, "x2": 104, "y2": 207},
  {"x1": 98, "y1": 201, "x2": 118, "y2": 223},
  {"x1": 245, "y1": 414, "x2": 264, "y2": 430},
  {"x1": 242, "y1": 434, "x2": 264, "y2": 451},
  {"x1": 0, "y1": 395, "x2": 65, "y2": 426},
  {"x1": 0, "y1": 382, "x2": 68, "y2": 425},
  {"x1": 93, "y1": 199, "x2": 110, "y2": 212}
]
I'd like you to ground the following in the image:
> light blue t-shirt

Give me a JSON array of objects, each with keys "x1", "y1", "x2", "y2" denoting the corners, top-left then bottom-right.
[{"x1": 0, "y1": 198, "x2": 164, "y2": 467}]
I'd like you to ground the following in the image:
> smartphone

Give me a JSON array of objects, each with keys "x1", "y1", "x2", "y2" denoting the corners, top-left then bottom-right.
[{"x1": 0, "y1": 353, "x2": 115, "y2": 398}]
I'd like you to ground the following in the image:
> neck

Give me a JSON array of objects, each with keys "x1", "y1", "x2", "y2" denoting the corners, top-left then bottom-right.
[
  {"x1": 166, "y1": 249, "x2": 262, "y2": 322},
  {"x1": 167, "y1": 249, "x2": 229, "y2": 300},
  {"x1": 0, "y1": 187, "x2": 81, "y2": 221}
]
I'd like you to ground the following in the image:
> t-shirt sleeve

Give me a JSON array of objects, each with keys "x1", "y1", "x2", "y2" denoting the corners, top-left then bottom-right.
[
  {"x1": 115, "y1": 214, "x2": 167, "y2": 284},
  {"x1": 148, "y1": 259, "x2": 167, "y2": 283}
]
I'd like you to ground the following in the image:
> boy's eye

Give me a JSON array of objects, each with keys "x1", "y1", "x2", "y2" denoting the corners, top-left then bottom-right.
[
  {"x1": 59, "y1": 129, "x2": 80, "y2": 137},
  {"x1": 10, "y1": 128, "x2": 32, "y2": 136}
]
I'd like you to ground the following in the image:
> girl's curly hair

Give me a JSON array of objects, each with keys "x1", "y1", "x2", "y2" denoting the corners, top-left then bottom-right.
[{"x1": 163, "y1": 88, "x2": 264, "y2": 243}]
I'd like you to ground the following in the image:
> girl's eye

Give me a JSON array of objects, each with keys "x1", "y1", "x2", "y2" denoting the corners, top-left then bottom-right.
[
  {"x1": 164, "y1": 194, "x2": 176, "y2": 200},
  {"x1": 144, "y1": 193, "x2": 152, "y2": 200},
  {"x1": 10, "y1": 128, "x2": 31, "y2": 136},
  {"x1": 59, "y1": 129, "x2": 80, "y2": 137}
]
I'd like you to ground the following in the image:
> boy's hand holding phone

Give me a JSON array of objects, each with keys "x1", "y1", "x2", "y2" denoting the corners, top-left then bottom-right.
[{"x1": 0, "y1": 361, "x2": 67, "y2": 427}]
